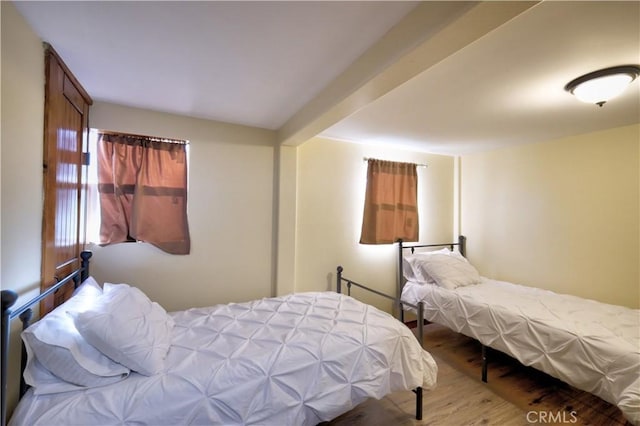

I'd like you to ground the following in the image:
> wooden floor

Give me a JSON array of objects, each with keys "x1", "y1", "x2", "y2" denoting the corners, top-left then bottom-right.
[{"x1": 326, "y1": 323, "x2": 632, "y2": 426}]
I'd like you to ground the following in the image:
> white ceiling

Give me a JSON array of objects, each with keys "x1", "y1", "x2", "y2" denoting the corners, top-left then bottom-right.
[
  {"x1": 321, "y1": 1, "x2": 640, "y2": 154},
  {"x1": 14, "y1": 1, "x2": 640, "y2": 155}
]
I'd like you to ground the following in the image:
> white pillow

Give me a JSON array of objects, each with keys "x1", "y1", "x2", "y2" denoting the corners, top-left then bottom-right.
[
  {"x1": 22, "y1": 277, "x2": 130, "y2": 394},
  {"x1": 23, "y1": 341, "x2": 129, "y2": 395},
  {"x1": 404, "y1": 248, "x2": 453, "y2": 283},
  {"x1": 73, "y1": 283, "x2": 174, "y2": 376},
  {"x1": 417, "y1": 253, "x2": 481, "y2": 290}
]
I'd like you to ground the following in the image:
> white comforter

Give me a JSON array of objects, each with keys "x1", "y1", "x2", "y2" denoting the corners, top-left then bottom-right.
[
  {"x1": 402, "y1": 278, "x2": 640, "y2": 425},
  {"x1": 10, "y1": 291, "x2": 437, "y2": 426}
]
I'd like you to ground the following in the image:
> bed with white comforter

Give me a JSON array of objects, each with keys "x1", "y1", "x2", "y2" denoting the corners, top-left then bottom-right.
[
  {"x1": 10, "y1": 290, "x2": 437, "y2": 426},
  {"x1": 402, "y1": 277, "x2": 640, "y2": 425}
]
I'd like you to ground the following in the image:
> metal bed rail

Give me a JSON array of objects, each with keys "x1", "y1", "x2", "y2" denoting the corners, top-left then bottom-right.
[
  {"x1": 335, "y1": 265, "x2": 425, "y2": 421},
  {"x1": 336, "y1": 266, "x2": 425, "y2": 346}
]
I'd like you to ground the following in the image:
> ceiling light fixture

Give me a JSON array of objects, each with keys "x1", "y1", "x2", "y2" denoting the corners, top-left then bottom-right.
[{"x1": 565, "y1": 65, "x2": 640, "y2": 107}]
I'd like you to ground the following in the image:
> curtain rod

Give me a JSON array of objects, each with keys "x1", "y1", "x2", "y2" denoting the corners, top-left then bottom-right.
[
  {"x1": 363, "y1": 157, "x2": 427, "y2": 168},
  {"x1": 97, "y1": 129, "x2": 188, "y2": 145}
]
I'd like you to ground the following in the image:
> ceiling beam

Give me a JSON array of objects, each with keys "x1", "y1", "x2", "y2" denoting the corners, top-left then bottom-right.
[{"x1": 277, "y1": 1, "x2": 540, "y2": 147}]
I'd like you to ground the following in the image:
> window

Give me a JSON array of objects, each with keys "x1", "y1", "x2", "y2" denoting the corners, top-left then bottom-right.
[{"x1": 87, "y1": 130, "x2": 191, "y2": 255}]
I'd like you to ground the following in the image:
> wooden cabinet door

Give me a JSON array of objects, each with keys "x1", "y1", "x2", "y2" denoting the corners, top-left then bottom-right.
[{"x1": 41, "y1": 44, "x2": 92, "y2": 314}]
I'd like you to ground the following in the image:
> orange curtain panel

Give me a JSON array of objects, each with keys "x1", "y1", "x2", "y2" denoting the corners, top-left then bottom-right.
[
  {"x1": 360, "y1": 159, "x2": 419, "y2": 244},
  {"x1": 97, "y1": 133, "x2": 191, "y2": 255}
]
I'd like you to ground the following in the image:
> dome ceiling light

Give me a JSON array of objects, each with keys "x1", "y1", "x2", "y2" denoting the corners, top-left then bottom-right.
[{"x1": 565, "y1": 65, "x2": 640, "y2": 107}]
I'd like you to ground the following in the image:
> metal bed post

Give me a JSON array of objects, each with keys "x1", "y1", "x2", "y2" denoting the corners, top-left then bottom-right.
[
  {"x1": 1, "y1": 291, "x2": 18, "y2": 426},
  {"x1": 458, "y1": 235, "x2": 466, "y2": 257},
  {"x1": 18, "y1": 310, "x2": 32, "y2": 397},
  {"x1": 80, "y1": 251, "x2": 93, "y2": 282},
  {"x1": 481, "y1": 345, "x2": 488, "y2": 383},
  {"x1": 413, "y1": 386, "x2": 423, "y2": 420},
  {"x1": 417, "y1": 301, "x2": 424, "y2": 347},
  {"x1": 396, "y1": 239, "x2": 404, "y2": 323},
  {"x1": 414, "y1": 300, "x2": 424, "y2": 420},
  {"x1": 336, "y1": 266, "x2": 343, "y2": 294}
]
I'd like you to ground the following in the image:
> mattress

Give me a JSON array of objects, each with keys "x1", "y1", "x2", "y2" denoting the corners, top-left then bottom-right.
[
  {"x1": 402, "y1": 278, "x2": 640, "y2": 425},
  {"x1": 10, "y1": 291, "x2": 437, "y2": 426}
]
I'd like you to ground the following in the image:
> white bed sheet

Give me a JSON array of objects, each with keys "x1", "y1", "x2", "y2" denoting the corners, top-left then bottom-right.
[
  {"x1": 10, "y1": 291, "x2": 437, "y2": 426},
  {"x1": 402, "y1": 278, "x2": 640, "y2": 425}
]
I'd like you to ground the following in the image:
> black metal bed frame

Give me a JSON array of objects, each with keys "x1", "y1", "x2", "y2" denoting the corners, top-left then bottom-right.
[
  {"x1": 0, "y1": 251, "x2": 93, "y2": 426},
  {"x1": 336, "y1": 266, "x2": 425, "y2": 421},
  {"x1": 397, "y1": 236, "x2": 491, "y2": 383}
]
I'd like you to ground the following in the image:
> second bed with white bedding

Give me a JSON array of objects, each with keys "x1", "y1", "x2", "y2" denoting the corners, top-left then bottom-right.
[{"x1": 402, "y1": 277, "x2": 640, "y2": 425}]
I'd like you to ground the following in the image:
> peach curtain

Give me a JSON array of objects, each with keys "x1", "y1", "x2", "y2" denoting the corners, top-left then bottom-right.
[
  {"x1": 97, "y1": 133, "x2": 190, "y2": 254},
  {"x1": 360, "y1": 159, "x2": 418, "y2": 244}
]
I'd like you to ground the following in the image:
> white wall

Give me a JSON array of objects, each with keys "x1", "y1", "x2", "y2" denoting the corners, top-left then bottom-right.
[
  {"x1": 295, "y1": 137, "x2": 454, "y2": 311},
  {"x1": 461, "y1": 124, "x2": 639, "y2": 308},
  {"x1": 89, "y1": 102, "x2": 277, "y2": 311}
]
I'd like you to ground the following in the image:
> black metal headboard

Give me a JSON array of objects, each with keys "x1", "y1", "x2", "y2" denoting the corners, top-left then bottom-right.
[
  {"x1": 396, "y1": 236, "x2": 466, "y2": 319},
  {"x1": 0, "y1": 251, "x2": 93, "y2": 426}
]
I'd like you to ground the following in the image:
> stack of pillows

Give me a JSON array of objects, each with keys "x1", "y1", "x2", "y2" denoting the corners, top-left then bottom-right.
[
  {"x1": 22, "y1": 278, "x2": 175, "y2": 394},
  {"x1": 403, "y1": 248, "x2": 482, "y2": 290}
]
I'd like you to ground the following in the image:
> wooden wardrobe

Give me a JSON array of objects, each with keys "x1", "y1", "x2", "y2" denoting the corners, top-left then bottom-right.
[{"x1": 41, "y1": 44, "x2": 92, "y2": 314}]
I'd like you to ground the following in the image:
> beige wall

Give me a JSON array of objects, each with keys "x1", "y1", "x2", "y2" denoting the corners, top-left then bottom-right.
[
  {"x1": 461, "y1": 124, "x2": 640, "y2": 308},
  {"x1": 0, "y1": 1, "x2": 46, "y2": 416},
  {"x1": 295, "y1": 137, "x2": 454, "y2": 310},
  {"x1": 89, "y1": 102, "x2": 277, "y2": 312},
  {"x1": 1, "y1": 2, "x2": 44, "y2": 297}
]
